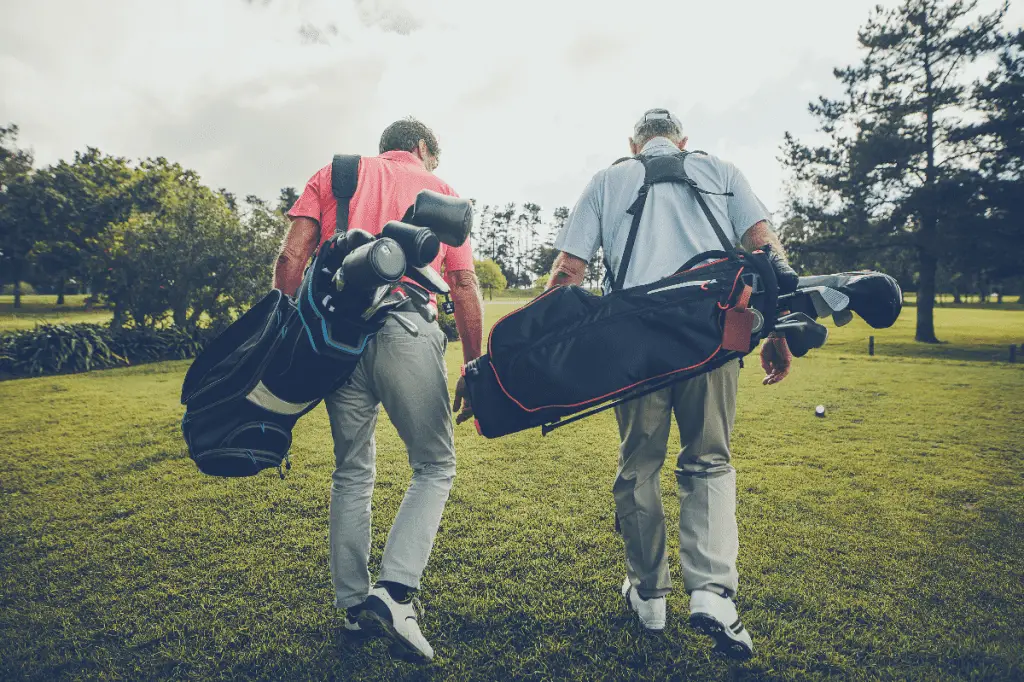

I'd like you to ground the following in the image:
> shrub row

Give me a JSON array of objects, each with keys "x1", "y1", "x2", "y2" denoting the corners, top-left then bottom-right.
[
  {"x1": 437, "y1": 306, "x2": 459, "y2": 342},
  {"x1": 1, "y1": 312, "x2": 462, "y2": 381},
  {"x1": 0, "y1": 323, "x2": 211, "y2": 380}
]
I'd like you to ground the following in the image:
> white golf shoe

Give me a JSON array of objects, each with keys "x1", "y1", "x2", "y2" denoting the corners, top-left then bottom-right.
[
  {"x1": 358, "y1": 585, "x2": 434, "y2": 661},
  {"x1": 621, "y1": 577, "x2": 666, "y2": 631},
  {"x1": 688, "y1": 588, "x2": 754, "y2": 660}
]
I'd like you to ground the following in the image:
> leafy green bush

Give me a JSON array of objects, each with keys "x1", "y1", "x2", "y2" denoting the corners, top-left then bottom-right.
[
  {"x1": 1, "y1": 282, "x2": 36, "y2": 296},
  {"x1": 437, "y1": 305, "x2": 459, "y2": 341},
  {"x1": 0, "y1": 323, "x2": 211, "y2": 379}
]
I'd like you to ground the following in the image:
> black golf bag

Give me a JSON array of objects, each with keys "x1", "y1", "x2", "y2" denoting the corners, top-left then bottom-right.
[
  {"x1": 464, "y1": 248, "x2": 783, "y2": 438},
  {"x1": 463, "y1": 150, "x2": 903, "y2": 439},
  {"x1": 181, "y1": 154, "x2": 473, "y2": 477}
]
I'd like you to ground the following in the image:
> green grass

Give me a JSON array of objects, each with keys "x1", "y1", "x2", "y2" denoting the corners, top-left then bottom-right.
[
  {"x1": 0, "y1": 303, "x2": 1022, "y2": 681},
  {"x1": 0, "y1": 295, "x2": 112, "y2": 331}
]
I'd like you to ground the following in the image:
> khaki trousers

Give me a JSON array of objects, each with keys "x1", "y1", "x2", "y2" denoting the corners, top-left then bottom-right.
[
  {"x1": 324, "y1": 314, "x2": 456, "y2": 609},
  {"x1": 613, "y1": 359, "x2": 740, "y2": 599}
]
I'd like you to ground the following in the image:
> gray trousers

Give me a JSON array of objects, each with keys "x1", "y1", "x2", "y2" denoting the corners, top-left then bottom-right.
[
  {"x1": 324, "y1": 314, "x2": 456, "y2": 610},
  {"x1": 613, "y1": 359, "x2": 740, "y2": 600}
]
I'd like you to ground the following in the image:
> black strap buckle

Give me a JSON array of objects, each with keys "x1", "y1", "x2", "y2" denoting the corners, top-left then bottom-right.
[{"x1": 741, "y1": 272, "x2": 764, "y2": 295}]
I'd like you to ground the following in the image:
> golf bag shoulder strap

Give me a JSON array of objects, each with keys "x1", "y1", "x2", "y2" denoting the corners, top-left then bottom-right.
[
  {"x1": 331, "y1": 154, "x2": 361, "y2": 234},
  {"x1": 612, "y1": 151, "x2": 737, "y2": 292},
  {"x1": 677, "y1": 151, "x2": 736, "y2": 257}
]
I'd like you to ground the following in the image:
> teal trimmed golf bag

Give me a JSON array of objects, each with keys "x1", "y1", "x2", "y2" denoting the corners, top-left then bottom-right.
[{"x1": 180, "y1": 158, "x2": 473, "y2": 478}]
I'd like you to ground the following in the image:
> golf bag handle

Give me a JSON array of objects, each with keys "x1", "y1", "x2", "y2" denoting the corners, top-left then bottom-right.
[{"x1": 677, "y1": 250, "x2": 733, "y2": 272}]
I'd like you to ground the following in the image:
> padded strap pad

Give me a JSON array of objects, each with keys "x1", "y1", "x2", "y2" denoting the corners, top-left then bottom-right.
[{"x1": 331, "y1": 154, "x2": 361, "y2": 234}]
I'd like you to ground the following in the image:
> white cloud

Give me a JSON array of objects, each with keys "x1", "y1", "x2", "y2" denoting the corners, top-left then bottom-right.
[{"x1": 2, "y1": 0, "x2": 1020, "y2": 226}]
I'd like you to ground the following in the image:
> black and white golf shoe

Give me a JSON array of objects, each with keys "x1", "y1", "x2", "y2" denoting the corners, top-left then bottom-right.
[
  {"x1": 621, "y1": 577, "x2": 666, "y2": 631},
  {"x1": 358, "y1": 585, "x2": 434, "y2": 662},
  {"x1": 342, "y1": 604, "x2": 364, "y2": 632},
  {"x1": 688, "y1": 589, "x2": 754, "y2": 661}
]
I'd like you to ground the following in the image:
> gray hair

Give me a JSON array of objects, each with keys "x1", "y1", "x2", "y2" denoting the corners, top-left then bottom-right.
[{"x1": 632, "y1": 118, "x2": 683, "y2": 148}]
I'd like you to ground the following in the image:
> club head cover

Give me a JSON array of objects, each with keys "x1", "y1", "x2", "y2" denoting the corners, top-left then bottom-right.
[{"x1": 401, "y1": 190, "x2": 473, "y2": 247}]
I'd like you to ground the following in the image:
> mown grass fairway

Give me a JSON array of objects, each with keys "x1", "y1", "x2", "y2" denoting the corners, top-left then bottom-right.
[
  {"x1": 1, "y1": 302, "x2": 1022, "y2": 681},
  {"x1": 0, "y1": 295, "x2": 112, "y2": 331}
]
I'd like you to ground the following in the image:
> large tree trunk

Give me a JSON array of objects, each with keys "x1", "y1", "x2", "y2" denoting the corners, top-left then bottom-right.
[
  {"x1": 919, "y1": 30, "x2": 940, "y2": 344},
  {"x1": 172, "y1": 305, "x2": 188, "y2": 328},
  {"x1": 11, "y1": 260, "x2": 24, "y2": 309},
  {"x1": 916, "y1": 248, "x2": 940, "y2": 343},
  {"x1": 56, "y1": 278, "x2": 66, "y2": 306},
  {"x1": 111, "y1": 304, "x2": 126, "y2": 329}
]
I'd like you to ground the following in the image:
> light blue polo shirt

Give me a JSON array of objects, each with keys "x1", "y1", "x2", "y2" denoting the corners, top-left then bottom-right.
[{"x1": 554, "y1": 137, "x2": 772, "y2": 293}]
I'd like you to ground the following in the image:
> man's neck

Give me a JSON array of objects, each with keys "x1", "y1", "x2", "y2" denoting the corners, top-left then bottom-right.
[{"x1": 641, "y1": 137, "x2": 679, "y2": 153}]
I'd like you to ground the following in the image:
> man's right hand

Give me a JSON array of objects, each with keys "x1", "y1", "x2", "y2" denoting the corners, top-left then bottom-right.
[{"x1": 452, "y1": 375, "x2": 474, "y2": 424}]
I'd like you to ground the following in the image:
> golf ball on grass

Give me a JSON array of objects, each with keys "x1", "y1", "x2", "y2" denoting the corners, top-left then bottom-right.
[{"x1": 815, "y1": 405, "x2": 826, "y2": 417}]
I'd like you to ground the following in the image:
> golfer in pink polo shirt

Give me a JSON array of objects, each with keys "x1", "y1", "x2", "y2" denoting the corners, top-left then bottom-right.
[{"x1": 273, "y1": 118, "x2": 484, "y2": 662}]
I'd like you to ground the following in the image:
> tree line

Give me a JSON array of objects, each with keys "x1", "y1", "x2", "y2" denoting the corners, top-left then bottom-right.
[
  {"x1": 0, "y1": 129, "x2": 606, "y2": 326},
  {"x1": 0, "y1": 137, "x2": 292, "y2": 330},
  {"x1": 472, "y1": 202, "x2": 605, "y2": 290},
  {"x1": 1, "y1": 0, "x2": 1020, "y2": 344},
  {"x1": 779, "y1": 0, "x2": 1022, "y2": 342}
]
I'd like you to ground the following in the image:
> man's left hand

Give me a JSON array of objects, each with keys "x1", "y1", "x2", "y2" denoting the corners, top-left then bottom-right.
[
  {"x1": 760, "y1": 334, "x2": 793, "y2": 385},
  {"x1": 453, "y1": 375, "x2": 474, "y2": 424}
]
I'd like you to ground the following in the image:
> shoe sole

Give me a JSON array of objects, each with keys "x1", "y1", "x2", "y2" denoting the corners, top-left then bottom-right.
[
  {"x1": 688, "y1": 613, "x2": 753, "y2": 661},
  {"x1": 358, "y1": 609, "x2": 433, "y2": 663}
]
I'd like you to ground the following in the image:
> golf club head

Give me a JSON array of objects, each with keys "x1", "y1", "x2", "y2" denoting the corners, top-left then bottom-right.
[
  {"x1": 774, "y1": 311, "x2": 829, "y2": 357},
  {"x1": 361, "y1": 285, "x2": 409, "y2": 322},
  {"x1": 806, "y1": 286, "x2": 851, "y2": 317},
  {"x1": 796, "y1": 271, "x2": 902, "y2": 329},
  {"x1": 832, "y1": 309, "x2": 854, "y2": 327},
  {"x1": 405, "y1": 264, "x2": 450, "y2": 295}
]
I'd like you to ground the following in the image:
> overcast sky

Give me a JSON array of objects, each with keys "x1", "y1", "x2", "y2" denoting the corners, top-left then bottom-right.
[{"x1": 2, "y1": 0, "x2": 1020, "y2": 231}]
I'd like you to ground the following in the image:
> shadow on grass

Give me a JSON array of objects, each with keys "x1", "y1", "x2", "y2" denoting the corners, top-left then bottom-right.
[{"x1": 872, "y1": 341, "x2": 1022, "y2": 364}]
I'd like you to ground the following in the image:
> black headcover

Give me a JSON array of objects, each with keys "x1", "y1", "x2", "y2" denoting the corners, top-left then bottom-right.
[
  {"x1": 795, "y1": 272, "x2": 903, "y2": 329},
  {"x1": 401, "y1": 190, "x2": 473, "y2": 246}
]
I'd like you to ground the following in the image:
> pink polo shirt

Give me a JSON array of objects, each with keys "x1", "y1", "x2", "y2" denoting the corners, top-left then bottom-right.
[{"x1": 287, "y1": 150, "x2": 475, "y2": 303}]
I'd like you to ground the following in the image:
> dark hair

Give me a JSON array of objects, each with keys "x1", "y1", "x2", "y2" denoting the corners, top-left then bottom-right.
[
  {"x1": 632, "y1": 118, "x2": 682, "y2": 148},
  {"x1": 379, "y1": 117, "x2": 440, "y2": 157}
]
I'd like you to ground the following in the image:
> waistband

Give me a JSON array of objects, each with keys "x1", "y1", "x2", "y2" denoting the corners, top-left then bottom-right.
[{"x1": 395, "y1": 297, "x2": 437, "y2": 324}]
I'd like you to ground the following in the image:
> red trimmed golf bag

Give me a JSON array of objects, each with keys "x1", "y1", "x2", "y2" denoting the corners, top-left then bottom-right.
[{"x1": 464, "y1": 248, "x2": 782, "y2": 438}]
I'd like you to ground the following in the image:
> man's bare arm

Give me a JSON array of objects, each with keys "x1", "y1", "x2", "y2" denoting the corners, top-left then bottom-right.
[
  {"x1": 447, "y1": 269, "x2": 484, "y2": 363},
  {"x1": 545, "y1": 252, "x2": 589, "y2": 289},
  {"x1": 741, "y1": 221, "x2": 795, "y2": 383},
  {"x1": 740, "y1": 220, "x2": 789, "y2": 261},
  {"x1": 272, "y1": 217, "x2": 319, "y2": 297}
]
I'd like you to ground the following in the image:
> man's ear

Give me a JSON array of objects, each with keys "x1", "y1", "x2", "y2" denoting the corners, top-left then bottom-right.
[
  {"x1": 629, "y1": 137, "x2": 639, "y2": 156},
  {"x1": 415, "y1": 139, "x2": 428, "y2": 159},
  {"x1": 676, "y1": 136, "x2": 689, "y2": 151}
]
